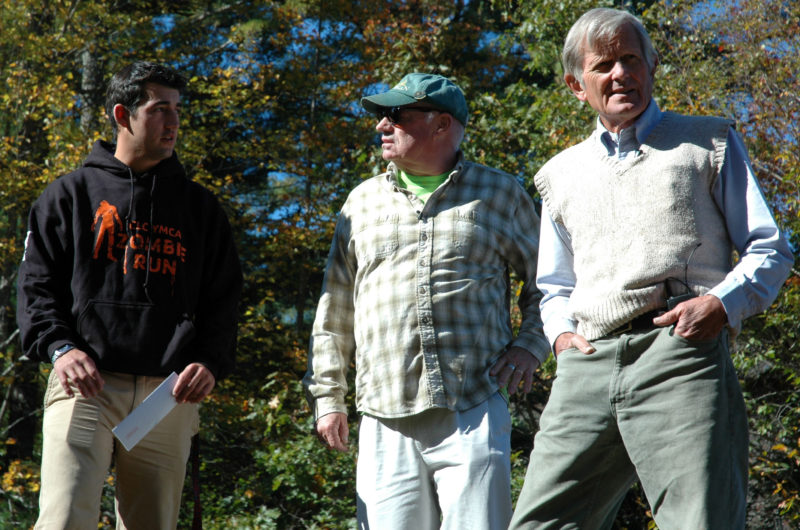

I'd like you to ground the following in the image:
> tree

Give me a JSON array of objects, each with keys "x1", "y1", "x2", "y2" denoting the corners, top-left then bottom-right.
[{"x1": 0, "y1": 0, "x2": 796, "y2": 527}]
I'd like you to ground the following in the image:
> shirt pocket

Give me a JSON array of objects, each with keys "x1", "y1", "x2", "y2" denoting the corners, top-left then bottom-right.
[
  {"x1": 448, "y1": 207, "x2": 491, "y2": 260},
  {"x1": 353, "y1": 214, "x2": 399, "y2": 263},
  {"x1": 452, "y1": 210, "x2": 478, "y2": 248}
]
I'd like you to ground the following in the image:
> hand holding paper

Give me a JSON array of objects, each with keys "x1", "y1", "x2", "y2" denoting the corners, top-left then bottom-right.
[
  {"x1": 113, "y1": 363, "x2": 215, "y2": 451},
  {"x1": 172, "y1": 362, "x2": 216, "y2": 403},
  {"x1": 113, "y1": 372, "x2": 179, "y2": 451}
]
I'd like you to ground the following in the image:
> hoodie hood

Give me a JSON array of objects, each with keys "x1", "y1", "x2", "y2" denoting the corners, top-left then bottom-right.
[
  {"x1": 82, "y1": 141, "x2": 188, "y2": 302},
  {"x1": 83, "y1": 140, "x2": 186, "y2": 180}
]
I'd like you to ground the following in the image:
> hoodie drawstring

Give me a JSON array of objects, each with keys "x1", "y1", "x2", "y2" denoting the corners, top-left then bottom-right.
[
  {"x1": 142, "y1": 174, "x2": 157, "y2": 302},
  {"x1": 125, "y1": 168, "x2": 135, "y2": 237},
  {"x1": 126, "y1": 169, "x2": 157, "y2": 303}
]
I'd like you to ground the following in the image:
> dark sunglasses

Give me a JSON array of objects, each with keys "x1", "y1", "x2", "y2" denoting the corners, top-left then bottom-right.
[{"x1": 378, "y1": 106, "x2": 441, "y2": 126}]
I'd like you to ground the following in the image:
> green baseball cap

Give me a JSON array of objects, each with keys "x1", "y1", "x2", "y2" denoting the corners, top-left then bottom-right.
[{"x1": 361, "y1": 73, "x2": 469, "y2": 126}]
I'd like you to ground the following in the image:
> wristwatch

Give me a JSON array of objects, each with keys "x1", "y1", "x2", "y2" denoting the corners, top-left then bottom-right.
[{"x1": 51, "y1": 344, "x2": 75, "y2": 364}]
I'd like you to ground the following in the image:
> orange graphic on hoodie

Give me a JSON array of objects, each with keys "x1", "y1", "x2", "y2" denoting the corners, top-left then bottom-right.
[{"x1": 92, "y1": 200, "x2": 123, "y2": 261}]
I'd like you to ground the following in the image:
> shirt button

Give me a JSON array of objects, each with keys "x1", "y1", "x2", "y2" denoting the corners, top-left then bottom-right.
[{"x1": 421, "y1": 233, "x2": 428, "y2": 241}]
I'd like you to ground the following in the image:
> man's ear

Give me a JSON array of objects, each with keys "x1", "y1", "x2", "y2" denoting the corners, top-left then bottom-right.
[
  {"x1": 113, "y1": 104, "x2": 131, "y2": 131},
  {"x1": 650, "y1": 54, "x2": 660, "y2": 79},
  {"x1": 564, "y1": 74, "x2": 587, "y2": 102},
  {"x1": 434, "y1": 112, "x2": 453, "y2": 135}
]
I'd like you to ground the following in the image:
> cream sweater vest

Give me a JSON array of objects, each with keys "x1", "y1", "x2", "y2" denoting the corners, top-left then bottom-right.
[{"x1": 536, "y1": 112, "x2": 734, "y2": 340}]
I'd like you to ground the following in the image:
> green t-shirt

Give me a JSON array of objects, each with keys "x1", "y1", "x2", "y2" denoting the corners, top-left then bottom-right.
[{"x1": 397, "y1": 169, "x2": 449, "y2": 203}]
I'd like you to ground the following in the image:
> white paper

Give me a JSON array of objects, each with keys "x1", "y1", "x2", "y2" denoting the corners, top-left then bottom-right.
[{"x1": 113, "y1": 372, "x2": 179, "y2": 451}]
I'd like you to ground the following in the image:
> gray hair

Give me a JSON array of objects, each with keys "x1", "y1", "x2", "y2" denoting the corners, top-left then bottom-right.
[
  {"x1": 450, "y1": 118, "x2": 465, "y2": 149},
  {"x1": 562, "y1": 8, "x2": 658, "y2": 84}
]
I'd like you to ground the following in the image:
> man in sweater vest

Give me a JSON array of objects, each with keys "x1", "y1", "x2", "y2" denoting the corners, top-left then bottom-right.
[{"x1": 510, "y1": 8, "x2": 793, "y2": 530}]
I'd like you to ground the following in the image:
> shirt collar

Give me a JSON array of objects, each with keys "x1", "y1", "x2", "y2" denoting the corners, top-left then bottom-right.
[
  {"x1": 386, "y1": 151, "x2": 466, "y2": 185},
  {"x1": 596, "y1": 100, "x2": 663, "y2": 157}
]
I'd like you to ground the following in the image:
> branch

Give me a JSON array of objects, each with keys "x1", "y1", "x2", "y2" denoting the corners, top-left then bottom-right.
[
  {"x1": 1, "y1": 328, "x2": 20, "y2": 353},
  {"x1": 0, "y1": 408, "x2": 42, "y2": 440},
  {"x1": 751, "y1": 159, "x2": 788, "y2": 186}
]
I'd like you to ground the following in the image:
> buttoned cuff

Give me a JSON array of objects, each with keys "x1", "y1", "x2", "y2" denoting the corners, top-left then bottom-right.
[
  {"x1": 706, "y1": 284, "x2": 743, "y2": 334},
  {"x1": 313, "y1": 397, "x2": 348, "y2": 421}
]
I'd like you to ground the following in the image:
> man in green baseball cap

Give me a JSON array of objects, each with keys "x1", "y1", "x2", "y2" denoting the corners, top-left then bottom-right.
[
  {"x1": 305, "y1": 72, "x2": 548, "y2": 529},
  {"x1": 361, "y1": 72, "x2": 469, "y2": 126}
]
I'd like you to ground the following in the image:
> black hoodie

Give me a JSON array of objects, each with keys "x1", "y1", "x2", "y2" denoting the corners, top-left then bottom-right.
[{"x1": 17, "y1": 141, "x2": 242, "y2": 379}]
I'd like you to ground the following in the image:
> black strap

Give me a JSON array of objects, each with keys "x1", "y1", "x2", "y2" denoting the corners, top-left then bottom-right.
[
  {"x1": 608, "y1": 309, "x2": 664, "y2": 336},
  {"x1": 191, "y1": 433, "x2": 202, "y2": 530}
]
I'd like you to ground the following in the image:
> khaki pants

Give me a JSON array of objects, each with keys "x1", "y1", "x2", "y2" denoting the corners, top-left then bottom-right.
[
  {"x1": 36, "y1": 370, "x2": 199, "y2": 530},
  {"x1": 510, "y1": 326, "x2": 747, "y2": 530}
]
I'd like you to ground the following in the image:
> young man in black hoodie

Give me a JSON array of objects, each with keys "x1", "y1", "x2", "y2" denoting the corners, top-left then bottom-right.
[{"x1": 17, "y1": 62, "x2": 242, "y2": 528}]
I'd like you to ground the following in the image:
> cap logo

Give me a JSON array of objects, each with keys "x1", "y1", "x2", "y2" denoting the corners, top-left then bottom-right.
[{"x1": 393, "y1": 81, "x2": 409, "y2": 92}]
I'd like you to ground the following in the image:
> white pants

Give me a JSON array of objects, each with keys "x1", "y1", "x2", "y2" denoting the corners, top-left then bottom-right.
[{"x1": 357, "y1": 392, "x2": 511, "y2": 530}]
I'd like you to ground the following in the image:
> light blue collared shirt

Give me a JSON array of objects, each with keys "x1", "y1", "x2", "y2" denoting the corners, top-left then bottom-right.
[{"x1": 537, "y1": 101, "x2": 794, "y2": 348}]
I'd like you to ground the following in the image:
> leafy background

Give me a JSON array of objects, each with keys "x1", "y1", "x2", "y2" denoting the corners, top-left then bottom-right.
[{"x1": 1, "y1": 1, "x2": 797, "y2": 528}]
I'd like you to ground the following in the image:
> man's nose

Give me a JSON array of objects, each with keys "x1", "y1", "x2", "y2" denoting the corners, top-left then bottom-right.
[
  {"x1": 376, "y1": 117, "x2": 393, "y2": 132},
  {"x1": 166, "y1": 110, "x2": 179, "y2": 128},
  {"x1": 610, "y1": 60, "x2": 631, "y2": 80}
]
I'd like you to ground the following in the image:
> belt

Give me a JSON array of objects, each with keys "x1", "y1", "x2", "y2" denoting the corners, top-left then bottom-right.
[{"x1": 608, "y1": 309, "x2": 664, "y2": 336}]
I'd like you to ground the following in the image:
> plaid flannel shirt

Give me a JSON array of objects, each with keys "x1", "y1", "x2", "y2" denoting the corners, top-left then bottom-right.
[{"x1": 304, "y1": 154, "x2": 549, "y2": 419}]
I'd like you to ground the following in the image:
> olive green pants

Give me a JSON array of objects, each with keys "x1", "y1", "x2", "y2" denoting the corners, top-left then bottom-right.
[
  {"x1": 510, "y1": 326, "x2": 747, "y2": 530},
  {"x1": 36, "y1": 370, "x2": 199, "y2": 530}
]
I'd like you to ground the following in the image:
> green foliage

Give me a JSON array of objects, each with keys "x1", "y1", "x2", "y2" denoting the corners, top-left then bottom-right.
[
  {"x1": 736, "y1": 278, "x2": 800, "y2": 525},
  {"x1": 193, "y1": 374, "x2": 356, "y2": 529},
  {"x1": 0, "y1": 0, "x2": 797, "y2": 527},
  {"x1": 0, "y1": 458, "x2": 39, "y2": 528}
]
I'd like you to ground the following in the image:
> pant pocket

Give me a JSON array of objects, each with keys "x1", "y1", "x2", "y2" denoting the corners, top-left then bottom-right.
[
  {"x1": 66, "y1": 398, "x2": 101, "y2": 448},
  {"x1": 44, "y1": 369, "x2": 70, "y2": 408}
]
